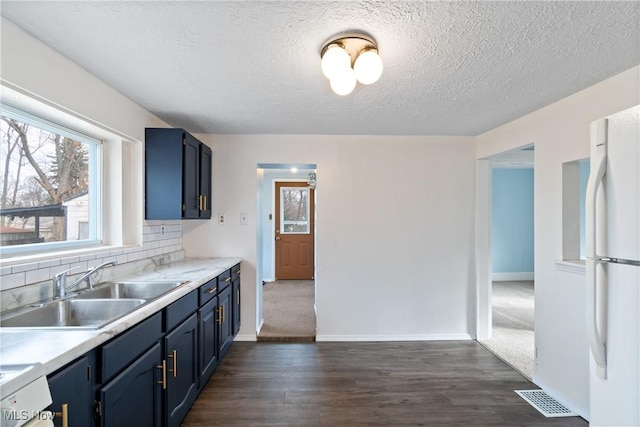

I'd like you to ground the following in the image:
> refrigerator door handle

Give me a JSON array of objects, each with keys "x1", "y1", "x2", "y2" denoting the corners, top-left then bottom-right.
[{"x1": 586, "y1": 118, "x2": 608, "y2": 379}]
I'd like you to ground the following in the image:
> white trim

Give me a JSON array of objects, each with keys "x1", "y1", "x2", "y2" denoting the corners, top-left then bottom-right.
[
  {"x1": 532, "y1": 375, "x2": 589, "y2": 420},
  {"x1": 492, "y1": 272, "x2": 535, "y2": 281},
  {"x1": 316, "y1": 334, "x2": 473, "y2": 342},
  {"x1": 555, "y1": 260, "x2": 586, "y2": 275},
  {"x1": 234, "y1": 334, "x2": 257, "y2": 342},
  {"x1": 1, "y1": 104, "x2": 102, "y2": 145},
  {"x1": 257, "y1": 318, "x2": 264, "y2": 335},
  {"x1": 476, "y1": 159, "x2": 492, "y2": 341}
]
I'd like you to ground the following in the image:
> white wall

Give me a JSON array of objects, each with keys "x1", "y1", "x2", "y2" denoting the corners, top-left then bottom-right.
[
  {"x1": 183, "y1": 135, "x2": 477, "y2": 340},
  {"x1": 476, "y1": 66, "x2": 640, "y2": 417}
]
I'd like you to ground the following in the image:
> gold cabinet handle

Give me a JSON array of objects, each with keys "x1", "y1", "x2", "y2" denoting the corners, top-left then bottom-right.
[
  {"x1": 168, "y1": 349, "x2": 177, "y2": 378},
  {"x1": 222, "y1": 305, "x2": 225, "y2": 322},
  {"x1": 204, "y1": 195, "x2": 207, "y2": 211},
  {"x1": 237, "y1": 290, "x2": 240, "y2": 305},
  {"x1": 216, "y1": 307, "x2": 222, "y2": 324},
  {"x1": 207, "y1": 287, "x2": 217, "y2": 294},
  {"x1": 224, "y1": 277, "x2": 231, "y2": 282},
  {"x1": 157, "y1": 360, "x2": 167, "y2": 389},
  {"x1": 199, "y1": 195, "x2": 203, "y2": 210},
  {"x1": 55, "y1": 403, "x2": 69, "y2": 427},
  {"x1": 237, "y1": 270, "x2": 241, "y2": 276}
]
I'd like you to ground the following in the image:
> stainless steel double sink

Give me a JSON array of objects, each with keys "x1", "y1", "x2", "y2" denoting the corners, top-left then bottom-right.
[{"x1": 0, "y1": 281, "x2": 186, "y2": 330}]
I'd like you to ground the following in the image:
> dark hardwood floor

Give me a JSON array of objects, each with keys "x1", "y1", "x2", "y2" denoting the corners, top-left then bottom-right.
[{"x1": 182, "y1": 341, "x2": 587, "y2": 426}]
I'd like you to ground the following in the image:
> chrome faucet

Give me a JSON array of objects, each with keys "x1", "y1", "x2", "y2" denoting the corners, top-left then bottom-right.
[{"x1": 53, "y1": 261, "x2": 117, "y2": 299}]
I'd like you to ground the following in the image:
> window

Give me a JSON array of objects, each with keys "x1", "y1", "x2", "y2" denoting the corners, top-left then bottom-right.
[
  {"x1": 280, "y1": 187, "x2": 310, "y2": 234},
  {"x1": 0, "y1": 106, "x2": 101, "y2": 255}
]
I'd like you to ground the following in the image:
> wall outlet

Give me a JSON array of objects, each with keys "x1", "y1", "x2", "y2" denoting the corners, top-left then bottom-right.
[
  {"x1": 240, "y1": 212, "x2": 248, "y2": 225},
  {"x1": 218, "y1": 213, "x2": 225, "y2": 224}
]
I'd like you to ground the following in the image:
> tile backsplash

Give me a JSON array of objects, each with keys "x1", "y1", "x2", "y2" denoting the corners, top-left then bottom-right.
[{"x1": 0, "y1": 223, "x2": 184, "y2": 311}]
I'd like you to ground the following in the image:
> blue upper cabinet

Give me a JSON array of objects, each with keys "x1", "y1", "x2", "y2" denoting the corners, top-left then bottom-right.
[{"x1": 145, "y1": 128, "x2": 212, "y2": 220}]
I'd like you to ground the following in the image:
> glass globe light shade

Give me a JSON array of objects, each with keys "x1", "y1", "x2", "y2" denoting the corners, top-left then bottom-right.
[
  {"x1": 354, "y1": 48, "x2": 383, "y2": 85},
  {"x1": 321, "y1": 44, "x2": 351, "y2": 80},
  {"x1": 329, "y1": 67, "x2": 357, "y2": 96}
]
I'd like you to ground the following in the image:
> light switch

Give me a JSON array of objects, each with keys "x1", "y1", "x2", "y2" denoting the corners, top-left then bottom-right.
[
  {"x1": 240, "y1": 212, "x2": 248, "y2": 225},
  {"x1": 218, "y1": 213, "x2": 225, "y2": 224}
]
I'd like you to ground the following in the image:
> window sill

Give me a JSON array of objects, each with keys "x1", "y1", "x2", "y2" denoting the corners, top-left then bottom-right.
[
  {"x1": 0, "y1": 244, "x2": 140, "y2": 269},
  {"x1": 555, "y1": 260, "x2": 586, "y2": 275}
]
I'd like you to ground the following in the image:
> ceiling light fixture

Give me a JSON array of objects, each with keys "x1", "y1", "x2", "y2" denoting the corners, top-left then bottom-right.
[{"x1": 320, "y1": 33, "x2": 383, "y2": 96}]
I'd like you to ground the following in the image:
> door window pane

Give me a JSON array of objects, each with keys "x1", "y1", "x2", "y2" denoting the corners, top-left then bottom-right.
[{"x1": 280, "y1": 187, "x2": 309, "y2": 234}]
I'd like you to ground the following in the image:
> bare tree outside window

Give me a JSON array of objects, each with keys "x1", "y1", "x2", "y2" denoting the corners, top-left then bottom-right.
[
  {"x1": 0, "y1": 115, "x2": 90, "y2": 246},
  {"x1": 281, "y1": 188, "x2": 309, "y2": 233}
]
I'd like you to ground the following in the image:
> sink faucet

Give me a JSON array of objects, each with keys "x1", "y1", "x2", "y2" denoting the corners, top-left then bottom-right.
[{"x1": 53, "y1": 261, "x2": 117, "y2": 299}]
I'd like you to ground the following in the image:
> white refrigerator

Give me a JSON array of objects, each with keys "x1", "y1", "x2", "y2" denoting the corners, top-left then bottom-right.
[{"x1": 586, "y1": 105, "x2": 640, "y2": 426}]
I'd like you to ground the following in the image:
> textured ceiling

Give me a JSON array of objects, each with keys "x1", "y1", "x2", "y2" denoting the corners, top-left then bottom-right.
[{"x1": 1, "y1": 1, "x2": 639, "y2": 135}]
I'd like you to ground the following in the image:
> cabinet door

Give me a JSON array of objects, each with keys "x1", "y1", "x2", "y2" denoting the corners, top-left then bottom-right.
[
  {"x1": 48, "y1": 354, "x2": 94, "y2": 427},
  {"x1": 199, "y1": 143, "x2": 212, "y2": 219},
  {"x1": 144, "y1": 128, "x2": 184, "y2": 220},
  {"x1": 100, "y1": 343, "x2": 162, "y2": 427},
  {"x1": 165, "y1": 313, "x2": 198, "y2": 427},
  {"x1": 232, "y1": 277, "x2": 241, "y2": 336},
  {"x1": 218, "y1": 285, "x2": 233, "y2": 359},
  {"x1": 182, "y1": 132, "x2": 200, "y2": 218},
  {"x1": 198, "y1": 296, "x2": 218, "y2": 389}
]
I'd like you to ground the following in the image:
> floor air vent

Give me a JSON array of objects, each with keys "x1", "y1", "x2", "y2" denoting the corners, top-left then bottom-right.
[{"x1": 515, "y1": 390, "x2": 578, "y2": 418}]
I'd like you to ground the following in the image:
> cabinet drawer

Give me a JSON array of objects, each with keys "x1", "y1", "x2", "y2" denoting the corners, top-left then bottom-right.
[
  {"x1": 165, "y1": 290, "x2": 197, "y2": 332},
  {"x1": 102, "y1": 311, "x2": 162, "y2": 383},
  {"x1": 198, "y1": 277, "x2": 218, "y2": 306},
  {"x1": 218, "y1": 269, "x2": 232, "y2": 292},
  {"x1": 231, "y1": 263, "x2": 241, "y2": 280}
]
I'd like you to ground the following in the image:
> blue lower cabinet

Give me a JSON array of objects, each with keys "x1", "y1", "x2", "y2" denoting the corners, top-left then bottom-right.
[
  {"x1": 218, "y1": 285, "x2": 233, "y2": 360},
  {"x1": 232, "y1": 277, "x2": 241, "y2": 336},
  {"x1": 47, "y1": 353, "x2": 95, "y2": 427},
  {"x1": 198, "y1": 296, "x2": 218, "y2": 389},
  {"x1": 100, "y1": 343, "x2": 163, "y2": 427},
  {"x1": 165, "y1": 313, "x2": 198, "y2": 427}
]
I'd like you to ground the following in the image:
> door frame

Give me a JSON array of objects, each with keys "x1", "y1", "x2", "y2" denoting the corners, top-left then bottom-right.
[
  {"x1": 255, "y1": 163, "x2": 317, "y2": 336},
  {"x1": 476, "y1": 144, "x2": 535, "y2": 341},
  {"x1": 271, "y1": 178, "x2": 315, "y2": 280}
]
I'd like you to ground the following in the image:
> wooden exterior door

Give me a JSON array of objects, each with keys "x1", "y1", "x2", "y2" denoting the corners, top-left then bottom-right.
[{"x1": 275, "y1": 182, "x2": 315, "y2": 280}]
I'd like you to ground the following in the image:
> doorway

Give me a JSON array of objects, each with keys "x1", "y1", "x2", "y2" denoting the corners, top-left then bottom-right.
[
  {"x1": 256, "y1": 165, "x2": 317, "y2": 342},
  {"x1": 477, "y1": 146, "x2": 535, "y2": 380}
]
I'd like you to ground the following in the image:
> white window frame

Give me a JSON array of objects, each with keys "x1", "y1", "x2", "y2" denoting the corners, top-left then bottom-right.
[{"x1": 0, "y1": 105, "x2": 103, "y2": 256}]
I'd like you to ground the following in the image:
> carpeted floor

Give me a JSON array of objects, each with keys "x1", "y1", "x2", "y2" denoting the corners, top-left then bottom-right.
[
  {"x1": 479, "y1": 281, "x2": 535, "y2": 380},
  {"x1": 257, "y1": 280, "x2": 316, "y2": 342}
]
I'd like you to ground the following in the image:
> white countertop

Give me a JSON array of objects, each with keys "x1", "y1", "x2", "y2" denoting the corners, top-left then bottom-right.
[{"x1": 0, "y1": 257, "x2": 242, "y2": 375}]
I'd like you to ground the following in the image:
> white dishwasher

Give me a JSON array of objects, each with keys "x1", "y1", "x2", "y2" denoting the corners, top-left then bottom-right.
[{"x1": 0, "y1": 363, "x2": 54, "y2": 427}]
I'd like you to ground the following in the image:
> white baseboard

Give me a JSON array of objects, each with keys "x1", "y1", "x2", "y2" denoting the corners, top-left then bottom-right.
[
  {"x1": 492, "y1": 272, "x2": 534, "y2": 281},
  {"x1": 315, "y1": 334, "x2": 473, "y2": 342},
  {"x1": 257, "y1": 319, "x2": 264, "y2": 335},
  {"x1": 532, "y1": 375, "x2": 589, "y2": 420},
  {"x1": 234, "y1": 334, "x2": 257, "y2": 342}
]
